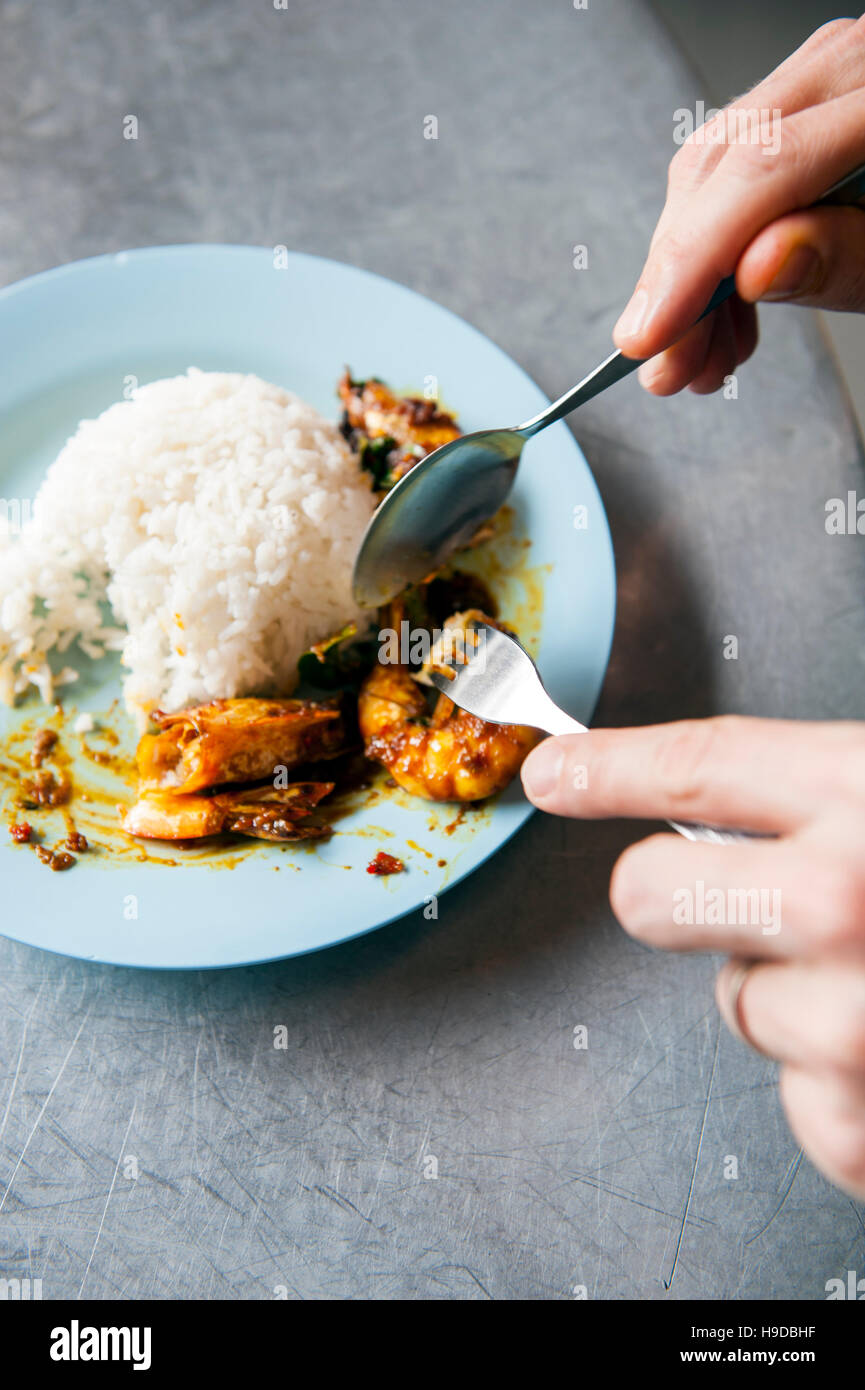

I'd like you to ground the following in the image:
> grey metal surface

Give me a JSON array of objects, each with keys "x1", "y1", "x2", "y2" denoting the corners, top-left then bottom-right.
[{"x1": 1, "y1": 0, "x2": 864, "y2": 1301}]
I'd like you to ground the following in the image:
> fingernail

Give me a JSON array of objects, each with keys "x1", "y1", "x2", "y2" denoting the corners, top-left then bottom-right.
[
  {"x1": 613, "y1": 287, "x2": 649, "y2": 343},
  {"x1": 761, "y1": 244, "x2": 821, "y2": 301},
  {"x1": 521, "y1": 742, "x2": 563, "y2": 801}
]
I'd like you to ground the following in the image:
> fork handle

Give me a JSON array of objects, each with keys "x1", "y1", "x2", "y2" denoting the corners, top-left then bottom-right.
[{"x1": 538, "y1": 713, "x2": 758, "y2": 845}]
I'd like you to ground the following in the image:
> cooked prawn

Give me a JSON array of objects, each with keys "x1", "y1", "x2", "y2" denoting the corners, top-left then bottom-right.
[
  {"x1": 338, "y1": 371, "x2": 461, "y2": 486},
  {"x1": 136, "y1": 697, "x2": 345, "y2": 793},
  {"x1": 358, "y1": 609, "x2": 538, "y2": 801},
  {"x1": 121, "y1": 783, "x2": 334, "y2": 842}
]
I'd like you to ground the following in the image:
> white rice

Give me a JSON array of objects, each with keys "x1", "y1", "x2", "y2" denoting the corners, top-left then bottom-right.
[{"x1": 0, "y1": 369, "x2": 376, "y2": 718}]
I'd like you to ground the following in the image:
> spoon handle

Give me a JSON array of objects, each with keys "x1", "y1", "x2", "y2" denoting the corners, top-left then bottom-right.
[
  {"x1": 517, "y1": 347, "x2": 639, "y2": 437},
  {"x1": 517, "y1": 158, "x2": 865, "y2": 440}
]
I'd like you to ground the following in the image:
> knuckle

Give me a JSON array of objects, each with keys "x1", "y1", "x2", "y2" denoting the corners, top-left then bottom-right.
[
  {"x1": 669, "y1": 134, "x2": 722, "y2": 189},
  {"x1": 815, "y1": 17, "x2": 859, "y2": 46},
  {"x1": 650, "y1": 230, "x2": 710, "y2": 291},
  {"x1": 794, "y1": 18, "x2": 858, "y2": 65},
  {"x1": 725, "y1": 134, "x2": 782, "y2": 178},
  {"x1": 651, "y1": 716, "x2": 735, "y2": 812}
]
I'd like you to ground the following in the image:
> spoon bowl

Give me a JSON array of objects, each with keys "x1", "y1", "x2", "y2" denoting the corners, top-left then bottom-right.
[
  {"x1": 352, "y1": 427, "x2": 524, "y2": 609},
  {"x1": 351, "y1": 342, "x2": 645, "y2": 609}
]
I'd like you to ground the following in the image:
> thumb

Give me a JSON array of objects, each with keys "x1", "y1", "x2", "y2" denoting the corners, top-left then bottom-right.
[
  {"x1": 736, "y1": 206, "x2": 865, "y2": 312},
  {"x1": 521, "y1": 733, "x2": 588, "y2": 813}
]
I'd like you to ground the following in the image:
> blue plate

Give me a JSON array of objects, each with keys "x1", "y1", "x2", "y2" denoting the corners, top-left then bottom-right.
[{"x1": 0, "y1": 246, "x2": 615, "y2": 968}]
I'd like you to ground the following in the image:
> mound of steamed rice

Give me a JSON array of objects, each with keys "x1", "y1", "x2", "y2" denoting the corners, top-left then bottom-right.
[{"x1": 0, "y1": 369, "x2": 376, "y2": 718}]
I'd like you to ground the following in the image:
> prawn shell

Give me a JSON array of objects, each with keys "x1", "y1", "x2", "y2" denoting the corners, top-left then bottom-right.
[{"x1": 138, "y1": 698, "x2": 345, "y2": 792}]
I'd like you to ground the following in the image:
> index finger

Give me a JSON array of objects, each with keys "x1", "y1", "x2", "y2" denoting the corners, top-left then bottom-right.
[{"x1": 520, "y1": 716, "x2": 855, "y2": 833}]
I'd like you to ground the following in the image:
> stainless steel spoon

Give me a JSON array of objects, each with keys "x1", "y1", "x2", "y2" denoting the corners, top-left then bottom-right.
[
  {"x1": 352, "y1": 160, "x2": 865, "y2": 609},
  {"x1": 427, "y1": 620, "x2": 755, "y2": 845}
]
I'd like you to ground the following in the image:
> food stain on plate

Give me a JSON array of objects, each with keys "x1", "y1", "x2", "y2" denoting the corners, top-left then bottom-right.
[
  {"x1": 0, "y1": 701, "x2": 500, "y2": 884},
  {"x1": 452, "y1": 504, "x2": 550, "y2": 657},
  {"x1": 0, "y1": 704, "x2": 284, "y2": 872}
]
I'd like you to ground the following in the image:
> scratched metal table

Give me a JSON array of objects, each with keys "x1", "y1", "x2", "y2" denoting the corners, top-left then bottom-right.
[{"x1": 1, "y1": 0, "x2": 864, "y2": 1301}]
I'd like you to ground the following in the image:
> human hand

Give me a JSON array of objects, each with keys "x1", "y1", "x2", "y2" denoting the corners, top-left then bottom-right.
[
  {"x1": 614, "y1": 17, "x2": 865, "y2": 395},
  {"x1": 521, "y1": 716, "x2": 865, "y2": 1197}
]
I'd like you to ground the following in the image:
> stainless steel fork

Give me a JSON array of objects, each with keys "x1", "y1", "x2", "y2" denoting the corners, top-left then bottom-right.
[{"x1": 427, "y1": 621, "x2": 756, "y2": 845}]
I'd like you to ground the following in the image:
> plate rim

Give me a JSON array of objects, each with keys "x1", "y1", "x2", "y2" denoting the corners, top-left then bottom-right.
[{"x1": 0, "y1": 243, "x2": 616, "y2": 969}]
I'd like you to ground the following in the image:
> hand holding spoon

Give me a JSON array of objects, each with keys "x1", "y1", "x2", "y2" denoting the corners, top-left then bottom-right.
[{"x1": 352, "y1": 160, "x2": 865, "y2": 609}]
